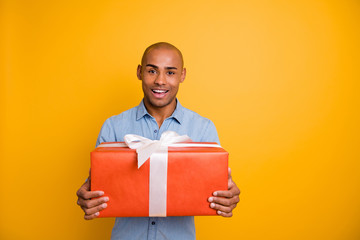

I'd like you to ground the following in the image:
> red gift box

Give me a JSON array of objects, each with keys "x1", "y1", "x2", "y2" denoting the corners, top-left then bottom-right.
[{"x1": 91, "y1": 141, "x2": 228, "y2": 217}]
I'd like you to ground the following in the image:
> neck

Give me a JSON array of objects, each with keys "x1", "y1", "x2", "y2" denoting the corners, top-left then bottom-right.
[{"x1": 143, "y1": 99, "x2": 177, "y2": 128}]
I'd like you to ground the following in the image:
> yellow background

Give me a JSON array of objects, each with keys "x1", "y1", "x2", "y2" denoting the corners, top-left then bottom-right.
[{"x1": 1, "y1": 0, "x2": 360, "y2": 239}]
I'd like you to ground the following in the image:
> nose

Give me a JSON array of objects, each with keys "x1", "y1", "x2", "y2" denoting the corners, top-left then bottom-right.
[{"x1": 154, "y1": 72, "x2": 166, "y2": 85}]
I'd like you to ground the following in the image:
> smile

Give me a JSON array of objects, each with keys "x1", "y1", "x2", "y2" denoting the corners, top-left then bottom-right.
[
  {"x1": 152, "y1": 89, "x2": 169, "y2": 93},
  {"x1": 151, "y1": 89, "x2": 169, "y2": 98}
]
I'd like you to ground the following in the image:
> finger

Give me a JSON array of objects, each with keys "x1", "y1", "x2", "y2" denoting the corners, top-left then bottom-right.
[
  {"x1": 77, "y1": 187, "x2": 104, "y2": 200},
  {"x1": 216, "y1": 182, "x2": 240, "y2": 196},
  {"x1": 82, "y1": 202, "x2": 108, "y2": 216},
  {"x1": 217, "y1": 210, "x2": 233, "y2": 218},
  {"x1": 209, "y1": 202, "x2": 234, "y2": 213},
  {"x1": 84, "y1": 212, "x2": 100, "y2": 220},
  {"x1": 228, "y1": 167, "x2": 232, "y2": 180},
  {"x1": 208, "y1": 196, "x2": 239, "y2": 206},
  {"x1": 213, "y1": 190, "x2": 233, "y2": 198},
  {"x1": 78, "y1": 196, "x2": 109, "y2": 209}
]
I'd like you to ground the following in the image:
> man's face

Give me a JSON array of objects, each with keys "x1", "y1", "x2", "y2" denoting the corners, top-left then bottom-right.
[{"x1": 137, "y1": 47, "x2": 186, "y2": 109}]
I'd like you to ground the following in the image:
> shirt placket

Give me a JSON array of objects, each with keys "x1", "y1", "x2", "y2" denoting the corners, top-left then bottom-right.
[
  {"x1": 148, "y1": 218, "x2": 157, "y2": 240},
  {"x1": 147, "y1": 116, "x2": 160, "y2": 240}
]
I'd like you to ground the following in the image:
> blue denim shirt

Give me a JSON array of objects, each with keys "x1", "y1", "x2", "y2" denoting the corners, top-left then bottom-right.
[{"x1": 96, "y1": 99, "x2": 220, "y2": 240}]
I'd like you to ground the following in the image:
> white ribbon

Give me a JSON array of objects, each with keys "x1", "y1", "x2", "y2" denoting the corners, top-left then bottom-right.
[
  {"x1": 98, "y1": 131, "x2": 221, "y2": 217},
  {"x1": 124, "y1": 131, "x2": 193, "y2": 169}
]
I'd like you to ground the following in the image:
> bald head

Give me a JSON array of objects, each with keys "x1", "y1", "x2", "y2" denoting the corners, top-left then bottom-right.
[{"x1": 141, "y1": 42, "x2": 184, "y2": 69}]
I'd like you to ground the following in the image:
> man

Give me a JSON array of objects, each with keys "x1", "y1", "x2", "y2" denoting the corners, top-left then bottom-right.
[{"x1": 76, "y1": 42, "x2": 240, "y2": 239}]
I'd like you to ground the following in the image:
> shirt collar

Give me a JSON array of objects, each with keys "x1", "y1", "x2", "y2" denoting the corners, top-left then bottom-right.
[{"x1": 136, "y1": 99, "x2": 184, "y2": 124}]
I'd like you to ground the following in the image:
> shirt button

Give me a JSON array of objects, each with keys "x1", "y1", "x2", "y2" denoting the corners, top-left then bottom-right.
[
  {"x1": 152, "y1": 221, "x2": 156, "y2": 225},
  {"x1": 154, "y1": 130, "x2": 158, "y2": 133}
]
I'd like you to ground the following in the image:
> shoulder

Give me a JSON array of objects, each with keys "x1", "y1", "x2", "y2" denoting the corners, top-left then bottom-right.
[
  {"x1": 181, "y1": 105, "x2": 213, "y2": 126},
  {"x1": 179, "y1": 105, "x2": 219, "y2": 144},
  {"x1": 104, "y1": 105, "x2": 139, "y2": 128},
  {"x1": 96, "y1": 105, "x2": 138, "y2": 146}
]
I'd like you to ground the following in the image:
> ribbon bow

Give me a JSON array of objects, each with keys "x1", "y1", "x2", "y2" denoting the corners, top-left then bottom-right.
[{"x1": 124, "y1": 131, "x2": 191, "y2": 168}]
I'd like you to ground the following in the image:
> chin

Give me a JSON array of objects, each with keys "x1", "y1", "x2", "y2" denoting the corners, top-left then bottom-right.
[
  {"x1": 151, "y1": 101, "x2": 171, "y2": 108},
  {"x1": 148, "y1": 98, "x2": 174, "y2": 109}
]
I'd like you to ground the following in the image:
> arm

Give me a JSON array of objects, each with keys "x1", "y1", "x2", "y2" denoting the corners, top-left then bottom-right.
[{"x1": 208, "y1": 168, "x2": 240, "y2": 217}]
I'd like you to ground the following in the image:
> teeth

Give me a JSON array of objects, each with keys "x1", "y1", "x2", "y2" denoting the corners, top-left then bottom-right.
[{"x1": 153, "y1": 90, "x2": 167, "y2": 93}]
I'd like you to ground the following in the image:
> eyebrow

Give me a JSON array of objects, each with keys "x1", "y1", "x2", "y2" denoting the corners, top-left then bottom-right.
[{"x1": 146, "y1": 64, "x2": 177, "y2": 70}]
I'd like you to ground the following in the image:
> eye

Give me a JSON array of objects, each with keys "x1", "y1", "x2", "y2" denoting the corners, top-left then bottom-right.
[
  {"x1": 167, "y1": 71, "x2": 175, "y2": 75},
  {"x1": 148, "y1": 69, "x2": 157, "y2": 74}
]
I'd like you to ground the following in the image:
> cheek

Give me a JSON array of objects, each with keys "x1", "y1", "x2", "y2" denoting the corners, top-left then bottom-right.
[
  {"x1": 142, "y1": 81, "x2": 151, "y2": 93},
  {"x1": 142, "y1": 78, "x2": 153, "y2": 87},
  {"x1": 168, "y1": 78, "x2": 181, "y2": 88}
]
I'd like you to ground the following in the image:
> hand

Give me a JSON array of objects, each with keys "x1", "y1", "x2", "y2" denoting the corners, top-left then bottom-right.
[
  {"x1": 208, "y1": 168, "x2": 240, "y2": 217},
  {"x1": 76, "y1": 173, "x2": 109, "y2": 220}
]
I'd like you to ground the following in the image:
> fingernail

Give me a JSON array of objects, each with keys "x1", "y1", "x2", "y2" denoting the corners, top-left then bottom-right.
[
  {"x1": 104, "y1": 197, "x2": 109, "y2": 202},
  {"x1": 95, "y1": 212, "x2": 99, "y2": 216},
  {"x1": 208, "y1": 197, "x2": 213, "y2": 202},
  {"x1": 210, "y1": 203, "x2": 215, "y2": 208},
  {"x1": 102, "y1": 203, "x2": 107, "y2": 208},
  {"x1": 98, "y1": 191, "x2": 104, "y2": 196},
  {"x1": 213, "y1": 192, "x2": 218, "y2": 196},
  {"x1": 217, "y1": 210, "x2": 222, "y2": 215}
]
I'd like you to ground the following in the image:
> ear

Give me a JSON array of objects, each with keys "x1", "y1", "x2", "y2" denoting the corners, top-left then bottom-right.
[
  {"x1": 137, "y1": 65, "x2": 142, "y2": 80},
  {"x1": 180, "y1": 67, "x2": 186, "y2": 83}
]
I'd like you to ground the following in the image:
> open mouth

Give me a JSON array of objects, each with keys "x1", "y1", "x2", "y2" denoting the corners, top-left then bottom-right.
[
  {"x1": 152, "y1": 89, "x2": 169, "y2": 94},
  {"x1": 151, "y1": 89, "x2": 169, "y2": 98}
]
